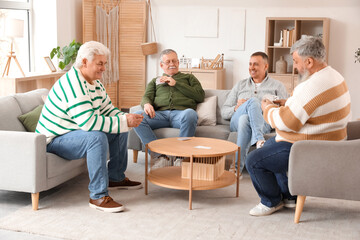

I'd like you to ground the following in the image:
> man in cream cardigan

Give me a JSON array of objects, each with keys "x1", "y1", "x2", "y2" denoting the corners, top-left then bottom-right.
[{"x1": 246, "y1": 36, "x2": 351, "y2": 216}]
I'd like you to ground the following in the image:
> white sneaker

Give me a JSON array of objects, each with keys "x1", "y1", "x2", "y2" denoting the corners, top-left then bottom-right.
[
  {"x1": 173, "y1": 158, "x2": 183, "y2": 167},
  {"x1": 152, "y1": 155, "x2": 170, "y2": 169},
  {"x1": 283, "y1": 199, "x2": 296, "y2": 208},
  {"x1": 249, "y1": 202, "x2": 284, "y2": 216},
  {"x1": 229, "y1": 163, "x2": 244, "y2": 180},
  {"x1": 256, "y1": 140, "x2": 266, "y2": 149}
]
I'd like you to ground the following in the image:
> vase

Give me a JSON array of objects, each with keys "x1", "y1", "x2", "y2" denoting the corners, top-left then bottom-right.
[{"x1": 275, "y1": 56, "x2": 287, "y2": 74}]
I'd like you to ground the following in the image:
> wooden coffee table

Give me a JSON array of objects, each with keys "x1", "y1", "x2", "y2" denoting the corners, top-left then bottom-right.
[{"x1": 145, "y1": 137, "x2": 240, "y2": 210}]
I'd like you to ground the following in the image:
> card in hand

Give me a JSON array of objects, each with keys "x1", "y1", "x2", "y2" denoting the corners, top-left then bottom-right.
[{"x1": 156, "y1": 77, "x2": 165, "y2": 85}]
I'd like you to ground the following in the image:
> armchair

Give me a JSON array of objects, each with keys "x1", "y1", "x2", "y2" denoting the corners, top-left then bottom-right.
[
  {"x1": 0, "y1": 89, "x2": 86, "y2": 210},
  {"x1": 288, "y1": 121, "x2": 360, "y2": 223}
]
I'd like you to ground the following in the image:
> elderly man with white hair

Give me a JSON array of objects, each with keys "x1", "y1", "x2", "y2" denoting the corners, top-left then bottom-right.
[
  {"x1": 36, "y1": 41, "x2": 144, "y2": 213},
  {"x1": 134, "y1": 49, "x2": 205, "y2": 166},
  {"x1": 245, "y1": 36, "x2": 351, "y2": 216}
]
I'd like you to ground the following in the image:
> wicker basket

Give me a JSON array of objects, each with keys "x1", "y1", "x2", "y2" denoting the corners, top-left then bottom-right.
[
  {"x1": 200, "y1": 54, "x2": 224, "y2": 70},
  {"x1": 141, "y1": 42, "x2": 158, "y2": 56},
  {"x1": 181, "y1": 156, "x2": 225, "y2": 181}
]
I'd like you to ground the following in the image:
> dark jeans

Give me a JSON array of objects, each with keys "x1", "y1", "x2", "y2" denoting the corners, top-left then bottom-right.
[{"x1": 245, "y1": 136, "x2": 296, "y2": 207}]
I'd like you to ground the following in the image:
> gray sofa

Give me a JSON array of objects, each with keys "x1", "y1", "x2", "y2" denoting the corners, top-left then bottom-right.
[
  {"x1": 128, "y1": 89, "x2": 275, "y2": 163},
  {"x1": 0, "y1": 89, "x2": 87, "y2": 210}
]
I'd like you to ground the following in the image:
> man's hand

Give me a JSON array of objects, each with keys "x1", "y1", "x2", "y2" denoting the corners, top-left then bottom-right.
[
  {"x1": 261, "y1": 99, "x2": 273, "y2": 112},
  {"x1": 273, "y1": 99, "x2": 287, "y2": 106},
  {"x1": 159, "y1": 76, "x2": 176, "y2": 86},
  {"x1": 234, "y1": 98, "x2": 247, "y2": 111},
  {"x1": 144, "y1": 103, "x2": 156, "y2": 118},
  {"x1": 126, "y1": 113, "x2": 143, "y2": 127}
]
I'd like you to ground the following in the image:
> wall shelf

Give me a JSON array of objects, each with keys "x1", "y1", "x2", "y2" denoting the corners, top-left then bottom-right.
[{"x1": 265, "y1": 17, "x2": 330, "y2": 93}]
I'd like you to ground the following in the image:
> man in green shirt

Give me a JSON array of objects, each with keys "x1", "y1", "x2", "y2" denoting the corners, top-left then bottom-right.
[{"x1": 134, "y1": 49, "x2": 205, "y2": 162}]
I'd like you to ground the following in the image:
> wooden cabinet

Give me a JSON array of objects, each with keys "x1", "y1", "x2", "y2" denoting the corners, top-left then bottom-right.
[
  {"x1": 179, "y1": 68, "x2": 226, "y2": 90},
  {"x1": 265, "y1": 17, "x2": 330, "y2": 93},
  {"x1": 0, "y1": 72, "x2": 64, "y2": 96}
]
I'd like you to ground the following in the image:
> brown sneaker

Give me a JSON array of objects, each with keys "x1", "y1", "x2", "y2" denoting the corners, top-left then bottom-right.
[
  {"x1": 109, "y1": 177, "x2": 143, "y2": 190},
  {"x1": 89, "y1": 196, "x2": 124, "y2": 213}
]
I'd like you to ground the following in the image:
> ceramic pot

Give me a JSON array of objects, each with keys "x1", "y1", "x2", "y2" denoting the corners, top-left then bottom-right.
[{"x1": 275, "y1": 56, "x2": 287, "y2": 74}]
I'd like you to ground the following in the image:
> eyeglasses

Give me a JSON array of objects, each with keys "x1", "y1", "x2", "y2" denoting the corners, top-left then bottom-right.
[{"x1": 161, "y1": 59, "x2": 179, "y2": 65}]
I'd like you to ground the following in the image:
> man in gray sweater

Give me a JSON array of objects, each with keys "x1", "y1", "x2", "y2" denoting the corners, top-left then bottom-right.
[{"x1": 221, "y1": 52, "x2": 288, "y2": 175}]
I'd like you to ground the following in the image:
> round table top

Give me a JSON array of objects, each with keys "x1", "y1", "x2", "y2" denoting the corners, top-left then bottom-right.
[{"x1": 147, "y1": 137, "x2": 238, "y2": 158}]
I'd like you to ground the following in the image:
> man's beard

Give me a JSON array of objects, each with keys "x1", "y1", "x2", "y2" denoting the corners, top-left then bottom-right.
[{"x1": 298, "y1": 70, "x2": 310, "y2": 83}]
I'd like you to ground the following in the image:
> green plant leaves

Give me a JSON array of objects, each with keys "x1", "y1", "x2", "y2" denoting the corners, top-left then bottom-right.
[
  {"x1": 49, "y1": 40, "x2": 82, "y2": 70},
  {"x1": 50, "y1": 46, "x2": 61, "y2": 59}
]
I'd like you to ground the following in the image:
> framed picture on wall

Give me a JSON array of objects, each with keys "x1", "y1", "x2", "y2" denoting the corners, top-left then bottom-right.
[{"x1": 44, "y1": 56, "x2": 56, "y2": 72}]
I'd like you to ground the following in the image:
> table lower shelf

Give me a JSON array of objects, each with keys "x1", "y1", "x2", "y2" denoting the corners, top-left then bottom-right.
[{"x1": 148, "y1": 166, "x2": 236, "y2": 191}]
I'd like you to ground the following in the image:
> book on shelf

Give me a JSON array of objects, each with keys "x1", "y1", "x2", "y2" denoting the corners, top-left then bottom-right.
[{"x1": 281, "y1": 28, "x2": 295, "y2": 47}]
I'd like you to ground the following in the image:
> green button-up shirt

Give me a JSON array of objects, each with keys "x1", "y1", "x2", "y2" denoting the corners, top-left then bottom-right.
[{"x1": 141, "y1": 71, "x2": 205, "y2": 111}]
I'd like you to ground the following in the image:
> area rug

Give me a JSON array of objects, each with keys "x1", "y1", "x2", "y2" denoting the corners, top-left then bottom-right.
[{"x1": 0, "y1": 159, "x2": 359, "y2": 240}]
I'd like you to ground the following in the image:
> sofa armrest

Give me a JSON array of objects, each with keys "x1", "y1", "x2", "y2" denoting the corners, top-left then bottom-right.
[
  {"x1": 0, "y1": 130, "x2": 47, "y2": 193},
  {"x1": 288, "y1": 139, "x2": 360, "y2": 201}
]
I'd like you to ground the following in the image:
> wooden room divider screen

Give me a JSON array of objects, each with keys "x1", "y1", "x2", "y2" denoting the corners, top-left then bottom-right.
[{"x1": 82, "y1": 0, "x2": 147, "y2": 109}]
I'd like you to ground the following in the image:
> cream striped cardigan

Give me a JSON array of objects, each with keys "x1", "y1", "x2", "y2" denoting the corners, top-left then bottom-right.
[
  {"x1": 263, "y1": 66, "x2": 351, "y2": 143},
  {"x1": 36, "y1": 67, "x2": 129, "y2": 144}
]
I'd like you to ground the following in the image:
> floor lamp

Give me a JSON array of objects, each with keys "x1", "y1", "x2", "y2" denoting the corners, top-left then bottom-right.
[{"x1": 2, "y1": 18, "x2": 25, "y2": 77}]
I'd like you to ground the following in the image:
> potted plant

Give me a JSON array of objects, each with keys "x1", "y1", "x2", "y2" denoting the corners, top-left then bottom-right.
[{"x1": 50, "y1": 40, "x2": 82, "y2": 70}]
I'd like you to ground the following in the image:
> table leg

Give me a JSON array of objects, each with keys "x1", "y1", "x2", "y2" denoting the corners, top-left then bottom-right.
[
  {"x1": 189, "y1": 155, "x2": 193, "y2": 210},
  {"x1": 145, "y1": 144, "x2": 148, "y2": 195},
  {"x1": 236, "y1": 147, "x2": 240, "y2": 197}
]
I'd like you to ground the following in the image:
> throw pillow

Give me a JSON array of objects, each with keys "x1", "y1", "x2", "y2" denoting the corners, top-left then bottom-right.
[
  {"x1": 18, "y1": 105, "x2": 43, "y2": 132},
  {"x1": 196, "y1": 96, "x2": 217, "y2": 126}
]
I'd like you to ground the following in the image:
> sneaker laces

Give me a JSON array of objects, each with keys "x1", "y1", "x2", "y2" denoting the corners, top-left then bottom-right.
[
  {"x1": 256, "y1": 203, "x2": 270, "y2": 210},
  {"x1": 103, "y1": 196, "x2": 113, "y2": 203}
]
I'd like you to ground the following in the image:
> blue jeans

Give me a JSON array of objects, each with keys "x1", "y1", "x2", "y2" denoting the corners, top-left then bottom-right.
[
  {"x1": 133, "y1": 109, "x2": 198, "y2": 147},
  {"x1": 245, "y1": 137, "x2": 295, "y2": 208},
  {"x1": 230, "y1": 97, "x2": 272, "y2": 173},
  {"x1": 47, "y1": 130, "x2": 128, "y2": 200}
]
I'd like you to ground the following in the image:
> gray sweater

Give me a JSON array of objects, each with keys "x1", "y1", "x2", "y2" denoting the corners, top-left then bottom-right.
[{"x1": 221, "y1": 75, "x2": 288, "y2": 120}]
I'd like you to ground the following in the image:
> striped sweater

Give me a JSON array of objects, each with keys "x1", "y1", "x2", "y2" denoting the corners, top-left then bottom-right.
[
  {"x1": 35, "y1": 67, "x2": 129, "y2": 144},
  {"x1": 263, "y1": 66, "x2": 351, "y2": 143}
]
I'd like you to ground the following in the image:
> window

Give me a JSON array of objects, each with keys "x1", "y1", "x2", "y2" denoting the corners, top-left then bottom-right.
[{"x1": 0, "y1": 1, "x2": 31, "y2": 76}]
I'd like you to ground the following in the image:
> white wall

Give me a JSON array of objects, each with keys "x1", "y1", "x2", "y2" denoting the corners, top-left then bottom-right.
[
  {"x1": 32, "y1": 0, "x2": 82, "y2": 72},
  {"x1": 56, "y1": 0, "x2": 82, "y2": 48},
  {"x1": 32, "y1": 0, "x2": 57, "y2": 72},
  {"x1": 37, "y1": 0, "x2": 360, "y2": 119},
  {"x1": 145, "y1": 0, "x2": 360, "y2": 119}
]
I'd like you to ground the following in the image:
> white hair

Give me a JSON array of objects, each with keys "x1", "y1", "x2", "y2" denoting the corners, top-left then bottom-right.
[
  {"x1": 74, "y1": 41, "x2": 110, "y2": 68},
  {"x1": 159, "y1": 49, "x2": 177, "y2": 63},
  {"x1": 290, "y1": 36, "x2": 326, "y2": 63}
]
